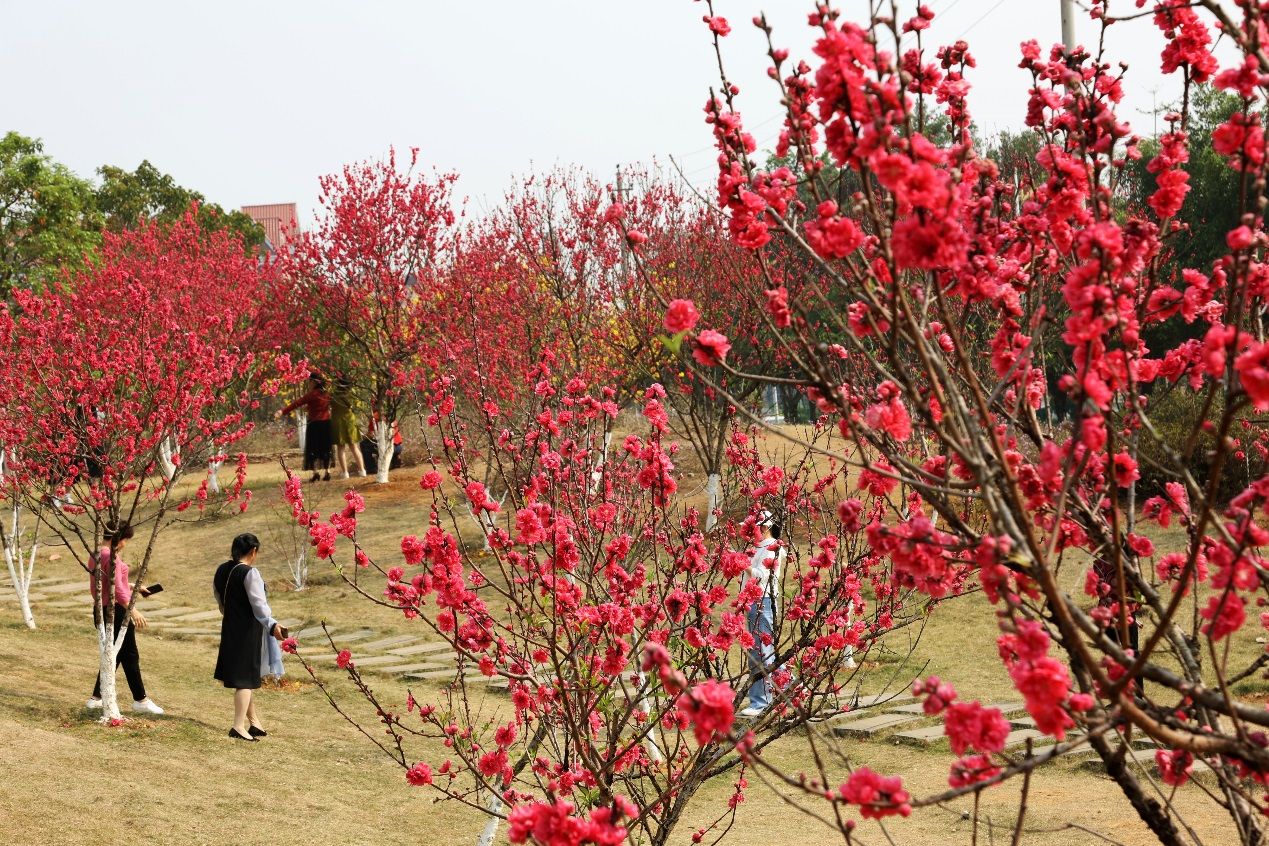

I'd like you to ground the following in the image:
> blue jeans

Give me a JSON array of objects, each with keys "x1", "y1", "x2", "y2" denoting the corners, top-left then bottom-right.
[{"x1": 746, "y1": 595, "x2": 776, "y2": 710}]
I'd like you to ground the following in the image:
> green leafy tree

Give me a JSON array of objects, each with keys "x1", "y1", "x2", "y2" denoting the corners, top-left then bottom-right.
[
  {"x1": 0, "y1": 131, "x2": 101, "y2": 295},
  {"x1": 1118, "y1": 89, "x2": 1247, "y2": 357},
  {"x1": 1123, "y1": 86, "x2": 1244, "y2": 273},
  {"x1": 95, "y1": 160, "x2": 264, "y2": 250}
]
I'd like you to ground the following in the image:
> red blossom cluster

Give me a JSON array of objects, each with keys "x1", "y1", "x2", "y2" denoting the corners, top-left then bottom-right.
[{"x1": 683, "y1": 0, "x2": 1269, "y2": 837}]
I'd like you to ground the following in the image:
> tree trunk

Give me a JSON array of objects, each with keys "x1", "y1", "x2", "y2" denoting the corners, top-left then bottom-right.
[
  {"x1": 590, "y1": 431, "x2": 614, "y2": 494},
  {"x1": 3, "y1": 504, "x2": 37, "y2": 630},
  {"x1": 476, "y1": 793, "x2": 502, "y2": 846},
  {"x1": 206, "y1": 457, "x2": 223, "y2": 494},
  {"x1": 97, "y1": 618, "x2": 124, "y2": 721},
  {"x1": 467, "y1": 502, "x2": 496, "y2": 553},
  {"x1": 157, "y1": 436, "x2": 176, "y2": 481},
  {"x1": 297, "y1": 410, "x2": 308, "y2": 453},
  {"x1": 703, "y1": 472, "x2": 722, "y2": 532},
  {"x1": 291, "y1": 548, "x2": 308, "y2": 591},
  {"x1": 638, "y1": 670, "x2": 665, "y2": 763},
  {"x1": 375, "y1": 419, "x2": 393, "y2": 484}
]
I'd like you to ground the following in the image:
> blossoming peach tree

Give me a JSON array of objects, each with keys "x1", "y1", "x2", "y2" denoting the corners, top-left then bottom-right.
[
  {"x1": 283, "y1": 360, "x2": 932, "y2": 846},
  {"x1": 0, "y1": 212, "x2": 288, "y2": 720},
  {"x1": 635, "y1": 0, "x2": 1269, "y2": 842},
  {"x1": 281, "y1": 149, "x2": 461, "y2": 484}
]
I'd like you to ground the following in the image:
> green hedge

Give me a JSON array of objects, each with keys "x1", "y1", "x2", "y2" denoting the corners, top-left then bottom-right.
[{"x1": 1136, "y1": 386, "x2": 1256, "y2": 505}]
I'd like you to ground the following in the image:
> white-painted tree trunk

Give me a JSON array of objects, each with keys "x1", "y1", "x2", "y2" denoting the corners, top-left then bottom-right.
[
  {"x1": 96, "y1": 617, "x2": 125, "y2": 721},
  {"x1": 297, "y1": 410, "x2": 308, "y2": 453},
  {"x1": 374, "y1": 419, "x2": 393, "y2": 484},
  {"x1": 467, "y1": 499, "x2": 499, "y2": 553},
  {"x1": 476, "y1": 793, "x2": 503, "y2": 846},
  {"x1": 290, "y1": 548, "x2": 308, "y2": 591},
  {"x1": 638, "y1": 669, "x2": 665, "y2": 763},
  {"x1": 206, "y1": 455, "x2": 223, "y2": 494},
  {"x1": 589, "y1": 431, "x2": 614, "y2": 494},
  {"x1": 843, "y1": 603, "x2": 858, "y2": 670},
  {"x1": 157, "y1": 436, "x2": 176, "y2": 481},
  {"x1": 703, "y1": 472, "x2": 722, "y2": 532},
  {"x1": 3, "y1": 504, "x2": 37, "y2": 630}
]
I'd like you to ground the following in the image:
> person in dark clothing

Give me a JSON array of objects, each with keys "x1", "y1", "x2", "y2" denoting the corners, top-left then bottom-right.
[
  {"x1": 276, "y1": 374, "x2": 334, "y2": 482},
  {"x1": 214, "y1": 533, "x2": 286, "y2": 741}
]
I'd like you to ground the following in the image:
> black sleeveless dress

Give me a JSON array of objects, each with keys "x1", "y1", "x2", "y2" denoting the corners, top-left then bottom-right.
[{"x1": 214, "y1": 561, "x2": 264, "y2": 689}]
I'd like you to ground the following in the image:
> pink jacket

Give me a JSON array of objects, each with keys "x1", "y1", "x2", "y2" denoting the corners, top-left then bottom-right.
[{"x1": 88, "y1": 548, "x2": 132, "y2": 608}]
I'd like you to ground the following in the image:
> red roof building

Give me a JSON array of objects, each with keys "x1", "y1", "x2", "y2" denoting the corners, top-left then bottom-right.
[{"x1": 241, "y1": 203, "x2": 299, "y2": 252}]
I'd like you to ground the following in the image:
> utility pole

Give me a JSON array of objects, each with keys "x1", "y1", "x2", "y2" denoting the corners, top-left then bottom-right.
[
  {"x1": 1061, "y1": 0, "x2": 1076, "y2": 52},
  {"x1": 615, "y1": 165, "x2": 630, "y2": 282}
]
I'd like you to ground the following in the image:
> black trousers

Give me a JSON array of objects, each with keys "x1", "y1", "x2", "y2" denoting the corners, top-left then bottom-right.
[{"x1": 92, "y1": 604, "x2": 147, "y2": 701}]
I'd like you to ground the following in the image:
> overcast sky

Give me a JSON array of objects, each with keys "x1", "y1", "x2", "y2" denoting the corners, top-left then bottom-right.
[{"x1": 0, "y1": 0, "x2": 1225, "y2": 224}]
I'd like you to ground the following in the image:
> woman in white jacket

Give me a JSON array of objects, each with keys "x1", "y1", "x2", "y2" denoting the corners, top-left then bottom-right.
[{"x1": 739, "y1": 511, "x2": 784, "y2": 717}]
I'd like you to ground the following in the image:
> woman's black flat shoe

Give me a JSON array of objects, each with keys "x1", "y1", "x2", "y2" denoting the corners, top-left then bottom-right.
[
  {"x1": 229, "y1": 728, "x2": 258, "y2": 742},
  {"x1": 248, "y1": 726, "x2": 267, "y2": 738}
]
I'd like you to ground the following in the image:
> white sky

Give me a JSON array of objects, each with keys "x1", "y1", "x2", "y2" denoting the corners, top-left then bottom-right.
[{"x1": 0, "y1": 0, "x2": 1230, "y2": 224}]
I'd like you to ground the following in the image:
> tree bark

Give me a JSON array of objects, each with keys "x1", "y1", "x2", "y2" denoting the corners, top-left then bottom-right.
[
  {"x1": 206, "y1": 457, "x2": 223, "y2": 494},
  {"x1": 157, "y1": 436, "x2": 176, "y2": 481},
  {"x1": 96, "y1": 618, "x2": 124, "y2": 721},
  {"x1": 297, "y1": 410, "x2": 308, "y2": 453},
  {"x1": 3, "y1": 504, "x2": 37, "y2": 630},
  {"x1": 476, "y1": 794, "x2": 502, "y2": 846},
  {"x1": 703, "y1": 472, "x2": 722, "y2": 532},
  {"x1": 375, "y1": 419, "x2": 393, "y2": 484},
  {"x1": 291, "y1": 548, "x2": 308, "y2": 591}
]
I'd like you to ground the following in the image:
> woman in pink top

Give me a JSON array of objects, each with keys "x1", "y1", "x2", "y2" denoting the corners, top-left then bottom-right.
[{"x1": 86, "y1": 523, "x2": 164, "y2": 715}]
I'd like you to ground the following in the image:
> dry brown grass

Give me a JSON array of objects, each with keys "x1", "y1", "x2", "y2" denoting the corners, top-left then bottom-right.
[{"x1": 0, "y1": 426, "x2": 1253, "y2": 845}]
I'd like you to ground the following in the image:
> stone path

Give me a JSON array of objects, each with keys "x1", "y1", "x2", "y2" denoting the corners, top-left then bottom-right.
[
  {"x1": 0, "y1": 572, "x2": 472, "y2": 686},
  {"x1": 1, "y1": 575, "x2": 1201, "y2": 780},
  {"x1": 813, "y1": 693, "x2": 1192, "y2": 779}
]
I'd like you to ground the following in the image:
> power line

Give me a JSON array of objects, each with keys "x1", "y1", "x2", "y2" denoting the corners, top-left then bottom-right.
[{"x1": 954, "y1": 0, "x2": 1005, "y2": 41}]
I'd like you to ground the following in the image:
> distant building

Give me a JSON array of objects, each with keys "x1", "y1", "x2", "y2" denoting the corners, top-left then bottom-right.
[{"x1": 241, "y1": 203, "x2": 299, "y2": 254}]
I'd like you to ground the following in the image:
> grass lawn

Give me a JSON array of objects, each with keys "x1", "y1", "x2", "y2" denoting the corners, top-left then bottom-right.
[{"x1": 0, "y1": 428, "x2": 1256, "y2": 845}]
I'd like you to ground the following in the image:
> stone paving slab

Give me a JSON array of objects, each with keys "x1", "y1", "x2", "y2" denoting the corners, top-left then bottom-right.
[
  {"x1": 1002, "y1": 729, "x2": 1051, "y2": 750},
  {"x1": 278, "y1": 618, "x2": 303, "y2": 629},
  {"x1": 330, "y1": 629, "x2": 376, "y2": 644},
  {"x1": 887, "y1": 702, "x2": 932, "y2": 715},
  {"x1": 0, "y1": 592, "x2": 48, "y2": 602},
  {"x1": 377, "y1": 661, "x2": 452, "y2": 674},
  {"x1": 301, "y1": 629, "x2": 376, "y2": 650},
  {"x1": 831, "y1": 712, "x2": 923, "y2": 738},
  {"x1": 45, "y1": 599, "x2": 93, "y2": 609},
  {"x1": 294, "y1": 626, "x2": 329, "y2": 639},
  {"x1": 39, "y1": 581, "x2": 90, "y2": 595},
  {"x1": 144, "y1": 606, "x2": 198, "y2": 619},
  {"x1": 1077, "y1": 746, "x2": 1180, "y2": 773},
  {"x1": 354, "y1": 634, "x2": 423, "y2": 651},
  {"x1": 893, "y1": 725, "x2": 948, "y2": 746},
  {"x1": 2, "y1": 577, "x2": 66, "y2": 587},
  {"x1": 846, "y1": 692, "x2": 916, "y2": 709},
  {"x1": 336, "y1": 654, "x2": 420, "y2": 668},
  {"x1": 387, "y1": 641, "x2": 453, "y2": 657},
  {"x1": 167, "y1": 627, "x2": 220, "y2": 636},
  {"x1": 404, "y1": 668, "x2": 495, "y2": 683},
  {"x1": 169, "y1": 610, "x2": 222, "y2": 623}
]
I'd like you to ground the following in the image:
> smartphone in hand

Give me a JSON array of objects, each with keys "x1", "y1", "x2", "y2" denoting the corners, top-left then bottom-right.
[{"x1": 143, "y1": 584, "x2": 164, "y2": 596}]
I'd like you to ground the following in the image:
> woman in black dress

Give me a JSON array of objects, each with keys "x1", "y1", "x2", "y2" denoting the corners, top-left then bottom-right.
[{"x1": 214, "y1": 533, "x2": 286, "y2": 741}]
